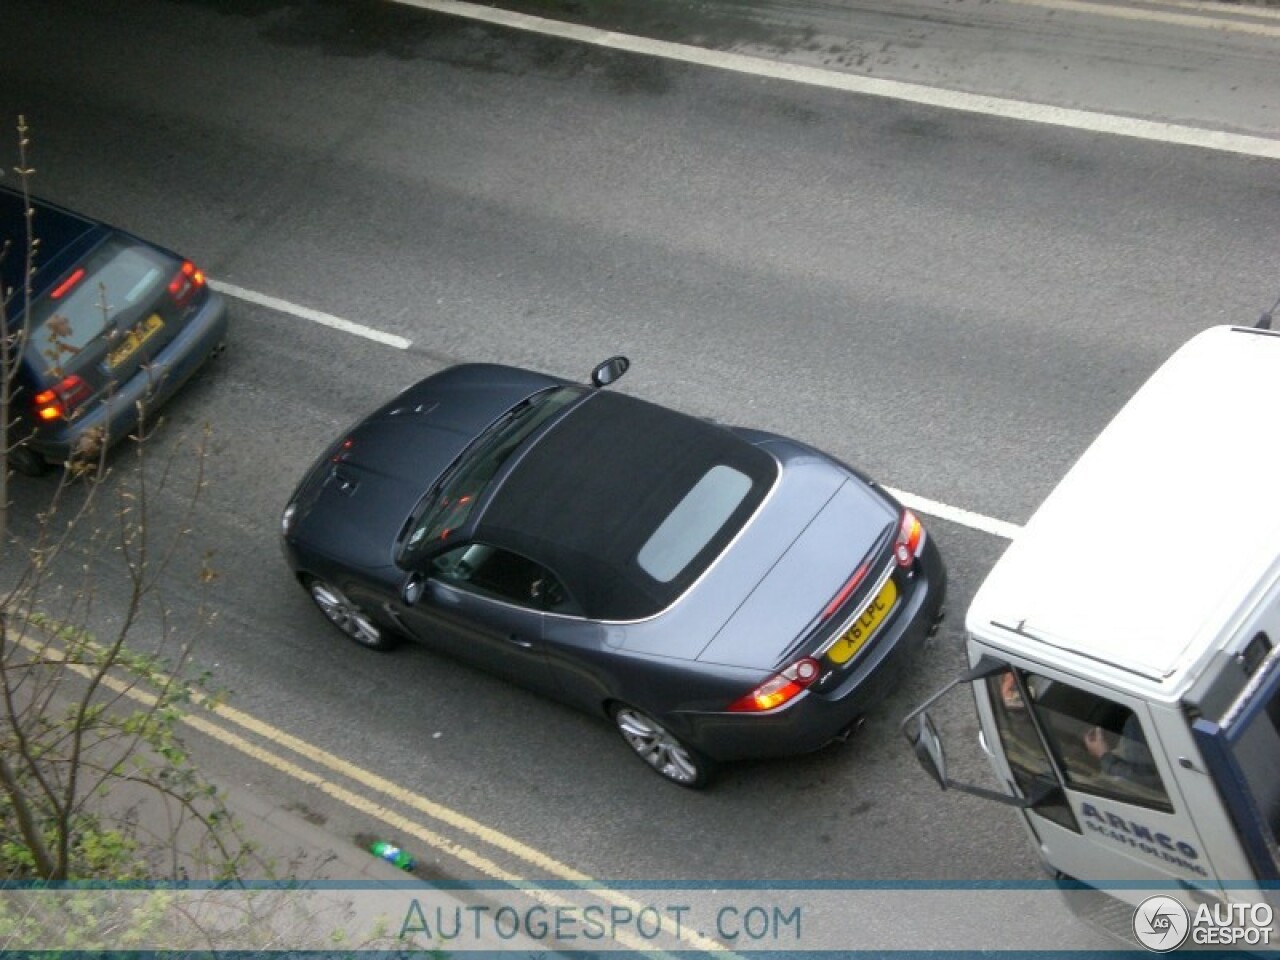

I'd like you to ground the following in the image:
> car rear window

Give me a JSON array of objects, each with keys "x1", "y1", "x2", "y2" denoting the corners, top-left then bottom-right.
[
  {"x1": 26, "y1": 238, "x2": 170, "y2": 377},
  {"x1": 478, "y1": 390, "x2": 778, "y2": 620},
  {"x1": 637, "y1": 464, "x2": 754, "y2": 582}
]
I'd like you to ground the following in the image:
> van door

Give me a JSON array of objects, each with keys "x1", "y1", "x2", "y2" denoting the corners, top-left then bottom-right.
[
  {"x1": 1189, "y1": 641, "x2": 1280, "y2": 894},
  {"x1": 976, "y1": 658, "x2": 1220, "y2": 895}
]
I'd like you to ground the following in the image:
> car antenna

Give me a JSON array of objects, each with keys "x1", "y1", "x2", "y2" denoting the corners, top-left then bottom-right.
[{"x1": 1256, "y1": 288, "x2": 1280, "y2": 330}]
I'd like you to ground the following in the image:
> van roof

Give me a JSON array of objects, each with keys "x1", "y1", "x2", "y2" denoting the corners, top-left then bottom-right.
[{"x1": 966, "y1": 325, "x2": 1280, "y2": 701}]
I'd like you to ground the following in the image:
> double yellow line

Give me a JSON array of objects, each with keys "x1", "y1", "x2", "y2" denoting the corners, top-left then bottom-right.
[{"x1": 22, "y1": 631, "x2": 733, "y2": 955}]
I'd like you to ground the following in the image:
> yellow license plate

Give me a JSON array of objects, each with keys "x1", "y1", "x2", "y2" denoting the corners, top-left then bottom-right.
[
  {"x1": 827, "y1": 577, "x2": 898, "y2": 664},
  {"x1": 107, "y1": 313, "x2": 164, "y2": 369}
]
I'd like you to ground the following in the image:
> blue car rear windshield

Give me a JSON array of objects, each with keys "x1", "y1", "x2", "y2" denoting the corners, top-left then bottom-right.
[{"x1": 25, "y1": 238, "x2": 170, "y2": 378}]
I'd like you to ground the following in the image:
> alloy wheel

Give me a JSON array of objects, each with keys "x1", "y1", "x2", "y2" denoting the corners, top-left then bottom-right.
[
  {"x1": 612, "y1": 705, "x2": 711, "y2": 788},
  {"x1": 308, "y1": 580, "x2": 391, "y2": 650}
]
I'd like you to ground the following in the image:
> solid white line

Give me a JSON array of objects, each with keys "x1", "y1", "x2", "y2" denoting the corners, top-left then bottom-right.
[
  {"x1": 211, "y1": 279, "x2": 412, "y2": 350},
  {"x1": 391, "y1": 0, "x2": 1280, "y2": 160},
  {"x1": 886, "y1": 486, "x2": 1023, "y2": 541},
  {"x1": 1156, "y1": 0, "x2": 1280, "y2": 22},
  {"x1": 1007, "y1": 0, "x2": 1280, "y2": 35}
]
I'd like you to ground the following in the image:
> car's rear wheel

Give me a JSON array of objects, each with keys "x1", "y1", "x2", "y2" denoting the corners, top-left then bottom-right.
[
  {"x1": 611, "y1": 703, "x2": 714, "y2": 789},
  {"x1": 8, "y1": 443, "x2": 51, "y2": 477},
  {"x1": 307, "y1": 578, "x2": 397, "y2": 651}
]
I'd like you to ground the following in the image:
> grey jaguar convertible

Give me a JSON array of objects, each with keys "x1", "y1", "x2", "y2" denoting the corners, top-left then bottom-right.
[{"x1": 281, "y1": 358, "x2": 945, "y2": 787}]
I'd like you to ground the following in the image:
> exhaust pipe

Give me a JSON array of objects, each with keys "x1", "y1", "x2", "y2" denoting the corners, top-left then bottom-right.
[
  {"x1": 927, "y1": 608, "x2": 946, "y2": 638},
  {"x1": 832, "y1": 715, "x2": 867, "y2": 744}
]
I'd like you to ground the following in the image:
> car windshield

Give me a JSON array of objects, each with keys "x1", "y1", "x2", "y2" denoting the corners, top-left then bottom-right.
[
  {"x1": 399, "y1": 385, "x2": 582, "y2": 566},
  {"x1": 26, "y1": 238, "x2": 170, "y2": 378}
]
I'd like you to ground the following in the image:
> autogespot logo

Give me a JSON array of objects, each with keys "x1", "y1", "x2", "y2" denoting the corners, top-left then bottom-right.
[{"x1": 1133, "y1": 895, "x2": 1190, "y2": 952}]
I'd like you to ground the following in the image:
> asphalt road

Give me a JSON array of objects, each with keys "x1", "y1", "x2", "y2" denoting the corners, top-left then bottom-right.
[{"x1": 2, "y1": 0, "x2": 1278, "y2": 899}]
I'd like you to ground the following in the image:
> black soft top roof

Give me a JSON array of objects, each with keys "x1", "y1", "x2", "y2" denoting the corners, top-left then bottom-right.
[{"x1": 477, "y1": 390, "x2": 777, "y2": 621}]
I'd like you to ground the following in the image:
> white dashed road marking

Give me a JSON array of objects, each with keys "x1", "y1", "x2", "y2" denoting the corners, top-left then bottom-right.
[
  {"x1": 212, "y1": 279, "x2": 412, "y2": 350},
  {"x1": 886, "y1": 487, "x2": 1023, "y2": 541},
  {"x1": 217, "y1": 278, "x2": 1023, "y2": 541}
]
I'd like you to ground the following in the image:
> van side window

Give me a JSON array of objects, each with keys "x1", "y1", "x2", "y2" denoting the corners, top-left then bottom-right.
[
  {"x1": 990, "y1": 670, "x2": 1172, "y2": 812},
  {"x1": 987, "y1": 670, "x2": 1079, "y2": 832}
]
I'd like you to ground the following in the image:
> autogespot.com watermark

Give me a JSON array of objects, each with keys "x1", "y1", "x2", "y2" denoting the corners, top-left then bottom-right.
[
  {"x1": 1133, "y1": 894, "x2": 1275, "y2": 952},
  {"x1": 10, "y1": 882, "x2": 1275, "y2": 952}
]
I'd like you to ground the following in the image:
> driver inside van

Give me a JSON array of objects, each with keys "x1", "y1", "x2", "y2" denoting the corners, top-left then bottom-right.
[{"x1": 1083, "y1": 714, "x2": 1163, "y2": 791}]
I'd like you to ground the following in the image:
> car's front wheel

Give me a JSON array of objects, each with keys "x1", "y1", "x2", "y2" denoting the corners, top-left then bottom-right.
[
  {"x1": 306, "y1": 578, "x2": 398, "y2": 651},
  {"x1": 611, "y1": 703, "x2": 714, "y2": 789}
]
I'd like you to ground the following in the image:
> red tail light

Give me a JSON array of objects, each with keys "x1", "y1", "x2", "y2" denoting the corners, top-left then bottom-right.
[
  {"x1": 894, "y1": 509, "x2": 925, "y2": 568},
  {"x1": 167, "y1": 260, "x2": 206, "y2": 307},
  {"x1": 727, "y1": 657, "x2": 821, "y2": 713},
  {"x1": 33, "y1": 374, "x2": 92, "y2": 422}
]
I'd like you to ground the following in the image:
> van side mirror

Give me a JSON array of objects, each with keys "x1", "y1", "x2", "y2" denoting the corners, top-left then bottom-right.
[
  {"x1": 901, "y1": 658, "x2": 1043, "y2": 808},
  {"x1": 590, "y1": 356, "x2": 630, "y2": 388},
  {"x1": 908, "y1": 713, "x2": 948, "y2": 789}
]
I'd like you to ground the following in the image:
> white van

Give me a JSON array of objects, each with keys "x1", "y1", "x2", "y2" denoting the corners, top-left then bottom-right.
[{"x1": 906, "y1": 325, "x2": 1280, "y2": 939}]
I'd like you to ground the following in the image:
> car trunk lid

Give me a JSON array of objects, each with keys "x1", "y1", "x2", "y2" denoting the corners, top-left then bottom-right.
[{"x1": 697, "y1": 478, "x2": 897, "y2": 671}]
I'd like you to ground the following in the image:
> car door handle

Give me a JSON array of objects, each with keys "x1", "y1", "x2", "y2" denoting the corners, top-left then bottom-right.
[{"x1": 507, "y1": 634, "x2": 536, "y2": 649}]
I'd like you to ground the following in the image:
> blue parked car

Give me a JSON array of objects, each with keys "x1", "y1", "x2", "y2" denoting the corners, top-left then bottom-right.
[{"x1": 1, "y1": 185, "x2": 227, "y2": 474}]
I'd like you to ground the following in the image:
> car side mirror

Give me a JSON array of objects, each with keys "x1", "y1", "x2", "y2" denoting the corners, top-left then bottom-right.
[
  {"x1": 590, "y1": 356, "x2": 630, "y2": 388},
  {"x1": 401, "y1": 571, "x2": 427, "y2": 607}
]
